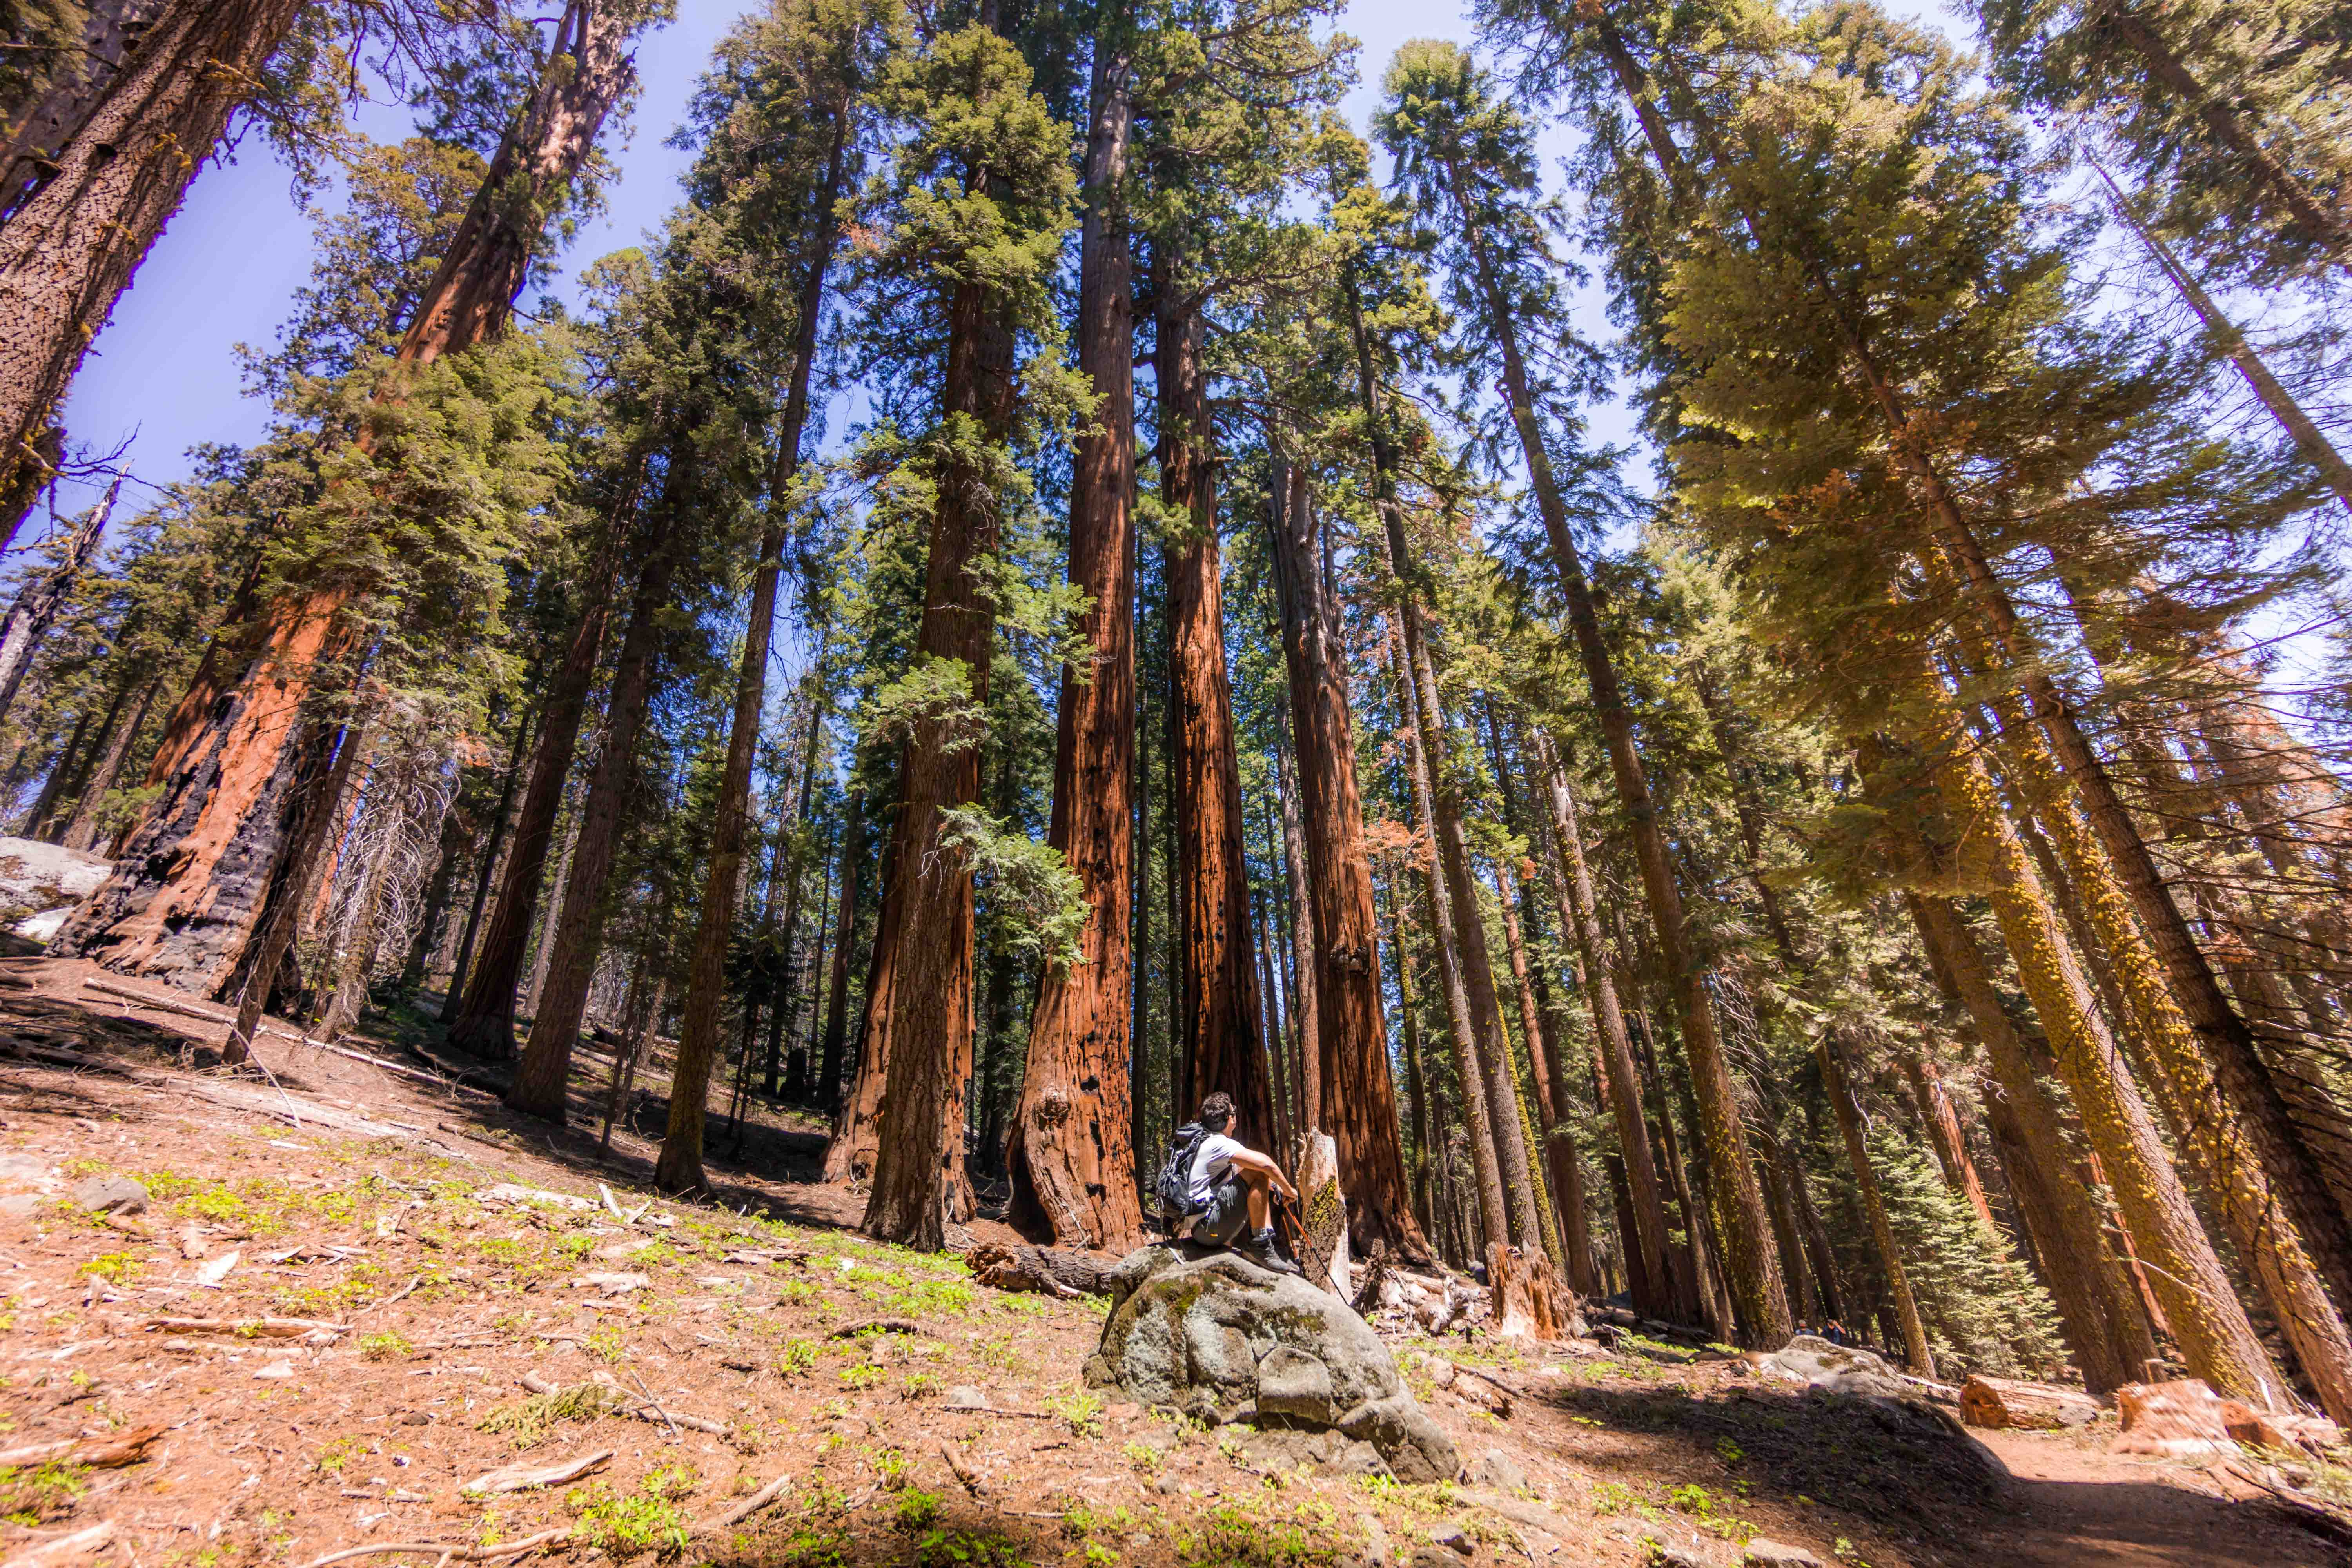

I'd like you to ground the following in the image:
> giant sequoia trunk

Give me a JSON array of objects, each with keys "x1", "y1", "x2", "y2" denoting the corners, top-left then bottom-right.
[
  {"x1": 1156, "y1": 279, "x2": 1272, "y2": 1152},
  {"x1": 57, "y1": 3, "x2": 639, "y2": 1001},
  {"x1": 1007, "y1": 39, "x2": 1141, "y2": 1253},
  {"x1": 1, "y1": 0, "x2": 168, "y2": 226},
  {"x1": 0, "y1": 0, "x2": 305, "y2": 503},
  {"x1": 1263, "y1": 461, "x2": 1429, "y2": 1263},
  {"x1": 863, "y1": 267, "x2": 1018, "y2": 1248}
]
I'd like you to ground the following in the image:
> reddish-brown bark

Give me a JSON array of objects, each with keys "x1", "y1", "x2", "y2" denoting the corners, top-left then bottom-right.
[
  {"x1": 58, "y1": 5, "x2": 641, "y2": 1001},
  {"x1": 1156, "y1": 280, "x2": 1272, "y2": 1153},
  {"x1": 863, "y1": 270, "x2": 1019, "y2": 1247},
  {"x1": 1264, "y1": 460, "x2": 1429, "y2": 1263},
  {"x1": 1007, "y1": 42, "x2": 1142, "y2": 1253}
]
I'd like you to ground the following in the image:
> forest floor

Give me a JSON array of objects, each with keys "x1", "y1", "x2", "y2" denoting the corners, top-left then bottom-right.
[{"x1": 0, "y1": 955, "x2": 2339, "y2": 1568}]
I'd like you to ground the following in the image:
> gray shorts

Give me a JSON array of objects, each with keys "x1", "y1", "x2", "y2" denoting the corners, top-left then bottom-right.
[{"x1": 1192, "y1": 1175, "x2": 1250, "y2": 1245}]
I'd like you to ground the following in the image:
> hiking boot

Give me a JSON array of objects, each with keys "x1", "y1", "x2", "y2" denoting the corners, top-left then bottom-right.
[{"x1": 1241, "y1": 1229, "x2": 1303, "y2": 1277}]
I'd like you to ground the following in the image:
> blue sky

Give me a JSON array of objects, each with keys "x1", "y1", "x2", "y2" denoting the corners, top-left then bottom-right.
[{"x1": 54, "y1": 0, "x2": 1969, "y2": 514}]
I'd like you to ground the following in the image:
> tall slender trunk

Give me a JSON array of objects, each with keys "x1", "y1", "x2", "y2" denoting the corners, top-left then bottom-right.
[
  {"x1": 0, "y1": 479, "x2": 116, "y2": 726},
  {"x1": 1453, "y1": 179, "x2": 1784, "y2": 1335},
  {"x1": 507, "y1": 537, "x2": 679, "y2": 1118},
  {"x1": 1494, "y1": 859, "x2": 1590, "y2": 1290},
  {"x1": 60, "y1": 674, "x2": 158, "y2": 849},
  {"x1": 399, "y1": 800, "x2": 472, "y2": 993},
  {"x1": 445, "y1": 702, "x2": 537, "y2": 1018},
  {"x1": 1532, "y1": 730, "x2": 1674, "y2": 1316},
  {"x1": 446, "y1": 521, "x2": 626, "y2": 1054},
  {"x1": 1906, "y1": 889, "x2": 2159, "y2": 1394},
  {"x1": 1345, "y1": 276, "x2": 1538, "y2": 1258},
  {"x1": 1272, "y1": 724, "x2": 1319, "y2": 1138},
  {"x1": 0, "y1": 0, "x2": 307, "y2": 490},
  {"x1": 815, "y1": 788, "x2": 862, "y2": 1114},
  {"x1": 1903, "y1": 1055, "x2": 1997, "y2": 1233},
  {"x1": 1884, "y1": 726, "x2": 2286, "y2": 1406},
  {"x1": 1816, "y1": 1029, "x2": 1936, "y2": 1376},
  {"x1": 659, "y1": 99, "x2": 851, "y2": 1195},
  {"x1": 1386, "y1": 884, "x2": 1438, "y2": 1242},
  {"x1": 23, "y1": 708, "x2": 93, "y2": 840},
  {"x1": 1262, "y1": 458, "x2": 1428, "y2": 1260},
  {"x1": 1158, "y1": 271, "x2": 1271, "y2": 1151},
  {"x1": 1009, "y1": 33, "x2": 1142, "y2": 1252},
  {"x1": 824, "y1": 804, "x2": 902, "y2": 1183},
  {"x1": 2091, "y1": 2, "x2": 2350, "y2": 263}
]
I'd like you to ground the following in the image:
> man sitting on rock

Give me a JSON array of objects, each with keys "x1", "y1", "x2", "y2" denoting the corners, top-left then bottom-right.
[{"x1": 1182, "y1": 1091, "x2": 1302, "y2": 1276}]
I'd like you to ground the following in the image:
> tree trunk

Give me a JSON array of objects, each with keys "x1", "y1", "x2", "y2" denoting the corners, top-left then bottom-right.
[
  {"x1": 22, "y1": 707, "x2": 92, "y2": 840},
  {"x1": 56, "y1": 7, "x2": 637, "y2": 999},
  {"x1": 864, "y1": 276, "x2": 1018, "y2": 1249},
  {"x1": 399, "y1": 798, "x2": 472, "y2": 993},
  {"x1": 1903, "y1": 1054, "x2": 1997, "y2": 1232},
  {"x1": 1262, "y1": 457, "x2": 1428, "y2": 1262},
  {"x1": 1905, "y1": 889, "x2": 2162, "y2": 1396},
  {"x1": 56, "y1": 675, "x2": 156, "y2": 851},
  {"x1": 1494, "y1": 858, "x2": 1594, "y2": 1292},
  {"x1": 1007, "y1": 35, "x2": 1142, "y2": 1254},
  {"x1": 1532, "y1": 730, "x2": 1675, "y2": 1317},
  {"x1": 1272, "y1": 723, "x2": 1319, "y2": 1139},
  {"x1": 0, "y1": 0, "x2": 305, "y2": 486},
  {"x1": 2093, "y1": 3, "x2": 2350, "y2": 265},
  {"x1": 445, "y1": 529, "x2": 622, "y2": 1054},
  {"x1": 815, "y1": 788, "x2": 862, "y2": 1114},
  {"x1": 1, "y1": 0, "x2": 168, "y2": 225},
  {"x1": 824, "y1": 807, "x2": 902, "y2": 1183},
  {"x1": 507, "y1": 537, "x2": 679, "y2": 1119},
  {"x1": 0, "y1": 479, "x2": 116, "y2": 726},
  {"x1": 658, "y1": 95, "x2": 850, "y2": 1195},
  {"x1": 445, "y1": 702, "x2": 537, "y2": 1019},
  {"x1": 1159, "y1": 278, "x2": 1272, "y2": 1151},
  {"x1": 1895, "y1": 728, "x2": 2287, "y2": 1408},
  {"x1": 1817, "y1": 1030, "x2": 1936, "y2": 1377}
]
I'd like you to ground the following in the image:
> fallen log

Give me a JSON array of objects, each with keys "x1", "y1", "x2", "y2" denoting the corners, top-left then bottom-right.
[
  {"x1": 143, "y1": 1315, "x2": 347, "y2": 1339},
  {"x1": 0, "y1": 1521, "x2": 116, "y2": 1568},
  {"x1": 962, "y1": 1241, "x2": 1114, "y2": 1298},
  {"x1": 1959, "y1": 1374, "x2": 2095, "y2": 1430},
  {"x1": 300, "y1": 1529, "x2": 569, "y2": 1568},
  {"x1": 0, "y1": 1426, "x2": 163, "y2": 1470}
]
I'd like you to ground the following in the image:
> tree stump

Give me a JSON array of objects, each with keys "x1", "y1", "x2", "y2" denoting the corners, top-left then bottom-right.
[
  {"x1": 1489, "y1": 1242, "x2": 1577, "y2": 1341},
  {"x1": 1958, "y1": 1374, "x2": 2098, "y2": 1430},
  {"x1": 1295, "y1": 1131, "x2": 1351, "y2": 1299}
]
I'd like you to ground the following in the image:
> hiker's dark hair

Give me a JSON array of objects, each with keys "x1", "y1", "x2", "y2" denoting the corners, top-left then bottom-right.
[{"x1": 1196, "y1": 1092, "x2": 1235, "y2": 1131}]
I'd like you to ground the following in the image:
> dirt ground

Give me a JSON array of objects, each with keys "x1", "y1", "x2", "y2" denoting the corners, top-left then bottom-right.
[{"x1": 0, "y1": 955, "x2": 2341, "y2": 1568}]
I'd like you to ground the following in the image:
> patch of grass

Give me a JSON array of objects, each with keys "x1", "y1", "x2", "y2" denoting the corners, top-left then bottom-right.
[
  {"x1": 313, "y1": 1437, "x2": 364, "y2": 1477},
  {"x1": 479, "y1": 1381, "x2": 622, "y2": 1448},
  {"x1": 583, "y1": 1323, "x2": 625, "y2": 1363},
  {"x1": 894, "y1": 1489, "x2": 942, "y2": 1532},
  {"x1": 79, "y1": 1253, "x2": 139, "y2": 1286},
  {"x1": 771, "y1": 1528, "x2": 852, "y2": 1567},
  {"x1": 776, "y1": 1338, "x2": 818, "y2": 1378},
  {"x1": 916, "y1": 1529, "x2": 1032, "y2": 1567},
  {"x1": 358, "y1": 1331, "x2": 413, "y2": 1361},
  {"x1": 838, "y1": 1361, "x2": 882, "y2": 1391},
  {"x1": 1050, "y1": 1390, "x2": 1105, "y2": 1439},
  {"x1": 901, "y1": 1371, "x2": 939, "y2": 1399},
  {"x1": 1122, "y1": 1441, "x2": 1165, "y2": 1475},
  {"x1": 566, "y1": 1464, "x2": 696, "y2": 1555},
  {"x1": 0, "y1": 1461, "x2": 87, "y2": 1524},
  {"x1": 1177, "y1": 1503, "x2": 1338, "y2": 1567}
]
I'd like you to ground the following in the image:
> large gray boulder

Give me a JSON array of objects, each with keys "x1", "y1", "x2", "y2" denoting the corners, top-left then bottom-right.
[
  {"x1": 1085, "y1": 1245, "x2": 1459, "y2": 1483},
  {"x1": 1762, "y1": 1334, "x2": 1909, "y2": 1398}
]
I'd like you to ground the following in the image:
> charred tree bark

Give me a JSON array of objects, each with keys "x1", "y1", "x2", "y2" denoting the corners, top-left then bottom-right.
[
  {"x1": 1008, "y1": 35, "x2": 1142, "y2": 1253},
  {"x1": 1263, "y1": 459, "x2": 1428, "y2": 1262}
]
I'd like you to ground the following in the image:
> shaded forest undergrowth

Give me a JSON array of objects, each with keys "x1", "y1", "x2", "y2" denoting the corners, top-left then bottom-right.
[{"x1": 0, "y1": 963, "x2": 2336, "y2": 1568}]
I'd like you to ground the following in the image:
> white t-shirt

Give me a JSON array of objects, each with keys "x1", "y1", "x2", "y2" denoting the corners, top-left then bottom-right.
[{"x1": 1188, "y1": 1132, "x2": 1245, "y2": 1209}]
